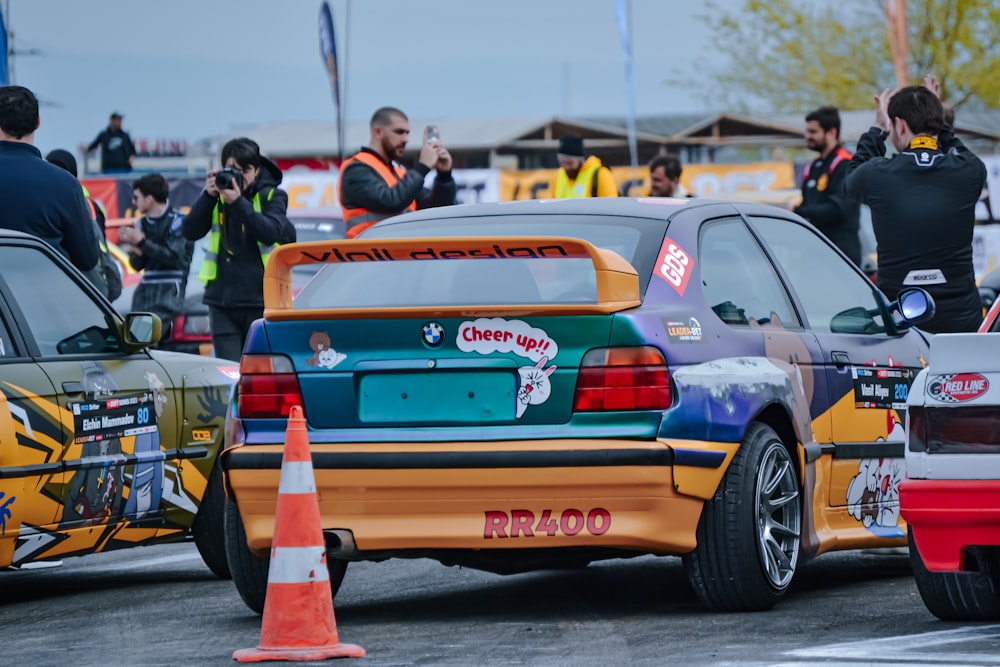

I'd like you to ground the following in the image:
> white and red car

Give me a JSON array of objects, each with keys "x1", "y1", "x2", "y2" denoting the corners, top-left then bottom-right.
[{"x1": 900, "y1": 331, "x2": 1000, "y2": 620}]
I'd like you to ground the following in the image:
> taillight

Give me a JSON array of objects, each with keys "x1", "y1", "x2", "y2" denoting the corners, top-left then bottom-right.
[
  {"x1": 573, "y1": 346, "x2": 672, "y2": 412},
  {"x1": 169, "y1": 314, "x2": 212, "y2": 342},
  {"x1": 237, "y1": 354, "x2": 303, "y2": 418}
]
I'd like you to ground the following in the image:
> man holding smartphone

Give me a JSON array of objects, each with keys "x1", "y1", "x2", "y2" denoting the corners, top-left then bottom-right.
[{"x1": 339, "y1": 106, "x2": 456, "y2": 238}]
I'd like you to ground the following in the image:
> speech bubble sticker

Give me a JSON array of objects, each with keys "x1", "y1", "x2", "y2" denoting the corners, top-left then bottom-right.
[{"x1": 456, "y1": 318, "x2": 559, "y2": 363}]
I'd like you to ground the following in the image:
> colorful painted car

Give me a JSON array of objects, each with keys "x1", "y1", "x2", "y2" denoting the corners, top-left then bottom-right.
[
  {"x1": 900, "y1": 331, "x2": 1000, "y2": 620},
  {"x1": 0, "y1": 230, "x2": 236, "y2": 575},
  {"x1": 222, "y1": 197, "x2": 934, "y2": 613}
]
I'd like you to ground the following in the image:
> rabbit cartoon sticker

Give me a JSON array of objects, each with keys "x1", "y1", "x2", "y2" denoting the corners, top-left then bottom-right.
[{"x1": 516, "y1": 357, "x2": 557, "y2": 418}]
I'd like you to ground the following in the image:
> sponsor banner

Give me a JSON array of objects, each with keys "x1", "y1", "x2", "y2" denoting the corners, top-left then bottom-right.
[
  {"x1": 423, "y1": 168, "x2": 500, "y2": 205},
  {"x1": 283, "y1": 170, "x2": 340, "y2": 211},
  {"x1": 973, "y1": 223, "x2": 1000, "y2": 279},
  {"x1": 80, "y1": 178, "x2": 122, "y2": 218},
  {"x1": 498, "y1": 163, "x2": 794, "y2": 200}
]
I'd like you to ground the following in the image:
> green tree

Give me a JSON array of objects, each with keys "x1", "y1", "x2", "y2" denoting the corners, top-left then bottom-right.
[{"x1": 687, "y1": 0, "x2": 1000, "y2": 112}]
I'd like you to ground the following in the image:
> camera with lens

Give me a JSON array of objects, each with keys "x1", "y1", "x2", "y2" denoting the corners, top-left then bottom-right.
[{"x1": 214, "y1": 166, "x2": 244, "y2": 191}]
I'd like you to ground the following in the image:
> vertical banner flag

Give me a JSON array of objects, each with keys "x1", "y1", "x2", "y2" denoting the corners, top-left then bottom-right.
[
  {"x1": 615, "y1": 0, "x2": 637, "y2": 171},
  {"x1": 318, "y1": 1, "x2": 343, "y2": 162},
  {"x1": 0, "y1": 5, "x2": 9, "y2": 87}
]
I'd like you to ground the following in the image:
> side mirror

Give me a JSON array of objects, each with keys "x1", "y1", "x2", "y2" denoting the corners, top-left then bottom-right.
[
  {"x1": 123, "y1": 312, "x2": 162, "y2": 349},
  {"x1": 893, "y1": 288, "x2": 936, "y2": 328}
]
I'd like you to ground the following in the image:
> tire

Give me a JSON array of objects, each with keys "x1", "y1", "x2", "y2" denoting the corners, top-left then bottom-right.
[
  {"x1": 683, "y1": 422, "x2": 801, "y2": 611},
  {"x1": 224, "y1": 494, "x2": 349, "y2": 615},
  {"x1": 909, "y1": 527, "x2": 1000, "y2": 621},
  {"x1": 191, "y1": 461, "x2": 231, "y2": 579}
]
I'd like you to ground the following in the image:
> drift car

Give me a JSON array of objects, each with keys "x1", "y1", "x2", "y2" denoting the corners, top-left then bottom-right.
[
  {"x1": 0, "y1": 230, "x2": 236, "y2": 575},
  {"x1": 901, "y1": 332, "x2": 1000, "y2": 620},
  {"x1": 222, "y1": 197, "x2": 933, "y2": 613}
]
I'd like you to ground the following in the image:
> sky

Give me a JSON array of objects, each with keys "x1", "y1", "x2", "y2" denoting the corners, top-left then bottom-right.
[{"x1": 6, "y1": 0, "x2": 739, "y2": 156}]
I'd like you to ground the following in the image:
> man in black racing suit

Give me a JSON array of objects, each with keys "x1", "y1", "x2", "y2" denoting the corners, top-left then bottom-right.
[{"x1": 846, "y1": 77, "x2": 986, "y2": 333}]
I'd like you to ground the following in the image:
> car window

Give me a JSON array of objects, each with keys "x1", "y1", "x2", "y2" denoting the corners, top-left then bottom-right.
[
  {"x1": 750, "y1": 216, "x2": 887, "y2": 335},
  {"x1": 699, "y1": 218, "x2": 800, "y2": 328},
  {"x1": 296, "y1": 256, "x2": 598, "y2": 309},
  {"x1": 364, "y1": 215, "x2": 662, "y2": 294},
  {"x1": 0, "y1": 245, "x2": 122, "y2": 356},
  {"x1": 0, "y1": 310, "x2": 18, "y2": 359}
]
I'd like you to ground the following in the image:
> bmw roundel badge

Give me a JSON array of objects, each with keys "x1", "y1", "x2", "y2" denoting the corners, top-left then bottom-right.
[{"x1": 422, "y1": 322, "x2": 445, "y2": 347}]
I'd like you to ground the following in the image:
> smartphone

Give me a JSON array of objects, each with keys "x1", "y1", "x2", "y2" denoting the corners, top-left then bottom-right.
[{"x1": 425, "y1": 125, "x2": 440, "y2": 144}]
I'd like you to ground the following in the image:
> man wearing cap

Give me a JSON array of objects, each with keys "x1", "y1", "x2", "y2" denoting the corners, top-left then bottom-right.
[
  {"x1": 86, "y1": 111, "x2": 136, "y2": 173},
  {"x1": 549, "y1": 133, "x2": 618, "y2": 198}
]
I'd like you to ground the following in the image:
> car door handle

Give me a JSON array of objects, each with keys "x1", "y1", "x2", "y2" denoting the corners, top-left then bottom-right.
[
  {"x1": 62, "y1": 381, "x2": 85, "y2": 394},
  {"x1": 831, "y1": 351, "x2": 851, "y2": 368}
]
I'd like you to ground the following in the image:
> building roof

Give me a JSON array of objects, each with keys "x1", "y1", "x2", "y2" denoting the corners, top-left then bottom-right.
[{"x1": 192, "y1": 110, "x2": 1000, "y2": 160}]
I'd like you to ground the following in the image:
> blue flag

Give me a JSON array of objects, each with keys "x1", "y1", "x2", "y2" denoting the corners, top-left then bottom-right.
[
  {"x1": 318, "y1": 1, "x2": 343, "y2": 161},
  {"x1": 0, "y1": 6, "x2": 9, "y2": 87}
]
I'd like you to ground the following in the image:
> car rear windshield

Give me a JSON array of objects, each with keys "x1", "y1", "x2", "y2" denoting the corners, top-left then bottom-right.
[{"x1": 294, "y1": 214, "x2": 666, "y2": 310}]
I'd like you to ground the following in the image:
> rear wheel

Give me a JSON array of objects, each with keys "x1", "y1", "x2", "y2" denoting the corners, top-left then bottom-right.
[
  {"x1": 224, "y1": 495, "x2": 350, "y2": 615},
  {"x1": 683, "y1": 422, "x2": 801, "y2": 611},
  {"x1": 191, "y1": 460, "x2": 230, "y2": 579},
  {"x1": 909, "y1": 527, "x2": 1000, "y2": 620}
]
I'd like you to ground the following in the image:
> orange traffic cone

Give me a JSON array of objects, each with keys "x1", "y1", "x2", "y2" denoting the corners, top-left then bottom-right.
[{"x1": 233, "y1": 405, "x2": 365, "y2": 662}]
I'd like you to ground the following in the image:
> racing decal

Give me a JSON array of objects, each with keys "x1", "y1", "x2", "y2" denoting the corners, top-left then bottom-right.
[
  {"x1": 216, "y1": 365, "x2": 241, "y2": 382},
  {"x1": 124, "y1": 372, "x2": 168, "y2": 521},
  {"x1": 516, "y1": 357, "x2": 556, "y2": 418},
  {"x1": 196, "y1": 385, "x2": 229, "y2": 423},
  {"x1": 70, "y1": 392, "x2": 158, "y2": 444},
  {"x1": 12, "y1": 525, "x2": 66, "y2": 565},
  {"x1": 846, "y1": 456, "x2": 904, "y2": 537},
  {"x1": 457, "y1": 318, "x2": 559, "y2": 362},
  {"x1": 664, "y1": 317, "x2": 703, "y2": 343},
  {"x1": 852, "y1": 367, "x2": 913, "y2": 410},
  {"x1": 0, "y1": 491, "x2": 13, "y2": 535},
  {"x1": 62, "y1": 362, "x2": 125, "y2": 527},
  {"x1": 654, "y1": 237, "x2": 693, "y2": 296},
  {"x1": 306, "y1": 331, "x2": 346, "y2": 369},
  {"x1": 927, "y1": 373, "x2": 989, "y2": 403},
  {"x1": 484, "y1": 508, "x2": 611, "y2": 539},
  {"x1": 297, "y1": 241, "x2": 583, "y2": 263},
  {"x1": 422, "y1": 322, "x2": 445, "y2": 347}
]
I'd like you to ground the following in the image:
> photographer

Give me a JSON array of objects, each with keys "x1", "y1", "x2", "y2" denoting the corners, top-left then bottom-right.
[
  {"x1": 183, "y1": 137, "x2": 295, "y2": 361},
  {"x1": 339, "y1": 106, "x2": 455, "y2": 238}
]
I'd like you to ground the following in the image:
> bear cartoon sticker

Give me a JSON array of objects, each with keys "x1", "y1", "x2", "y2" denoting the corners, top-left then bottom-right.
[
  {"x1": 457, "y1": 318, "x2": 560, "y2": 418},
  {"x1": 307, "y1": 331, "x2": 346, "y2": 369}
]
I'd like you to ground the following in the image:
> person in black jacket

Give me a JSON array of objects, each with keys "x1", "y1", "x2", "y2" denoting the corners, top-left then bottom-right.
[
  {"x1": 339, "y1": 106, "x2": 455, "y2": 238},
  {"x1": 794, "y1": 106, "x2": 861, "y2": 265},
  {"x1": 0, "y1": 86, "x2": 98, "y2": 275},
  {"x1": 85, "y1": 111, "x2": 136, "y2": 173},
  {"x1": 182, "y1": 138, "x2": 295, "y2": 361},
  {"x1": 119, "y1": 174, "x2": 193, "y2": 333},
  {"x1": 846, "y1": 76, "x2": 986, "y2": 333}
]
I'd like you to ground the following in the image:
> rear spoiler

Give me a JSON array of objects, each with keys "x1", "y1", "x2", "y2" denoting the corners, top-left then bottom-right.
[{"x1": 263, "y1": 236, "x2": 641, "y2": 320}]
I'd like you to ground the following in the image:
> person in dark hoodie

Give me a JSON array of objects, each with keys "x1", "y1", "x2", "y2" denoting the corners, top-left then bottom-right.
[
  {"x1": 0, "y1": 86, "x2": 98, "y2": 275},
  {"x1": 182, "y1": 137, "x2": 295, "y2": 361}
]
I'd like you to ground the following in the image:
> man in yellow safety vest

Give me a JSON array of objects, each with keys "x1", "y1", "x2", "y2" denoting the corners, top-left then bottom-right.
[{"x1": 182, "y1": 137, "x2": 295, "y2": 361}]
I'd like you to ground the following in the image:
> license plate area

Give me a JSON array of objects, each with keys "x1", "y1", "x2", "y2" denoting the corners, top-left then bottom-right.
[{"x1": 358, "y1": 371, "x2": 516, "y2": 423}]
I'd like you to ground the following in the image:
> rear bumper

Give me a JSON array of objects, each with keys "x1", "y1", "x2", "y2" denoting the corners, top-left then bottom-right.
[
  {"x1": 899, "y1": 478, "x2": 1000, "y2": 571},
  {"x1": 222, "y1": 439, "x2": 738, "y2": 557}
]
